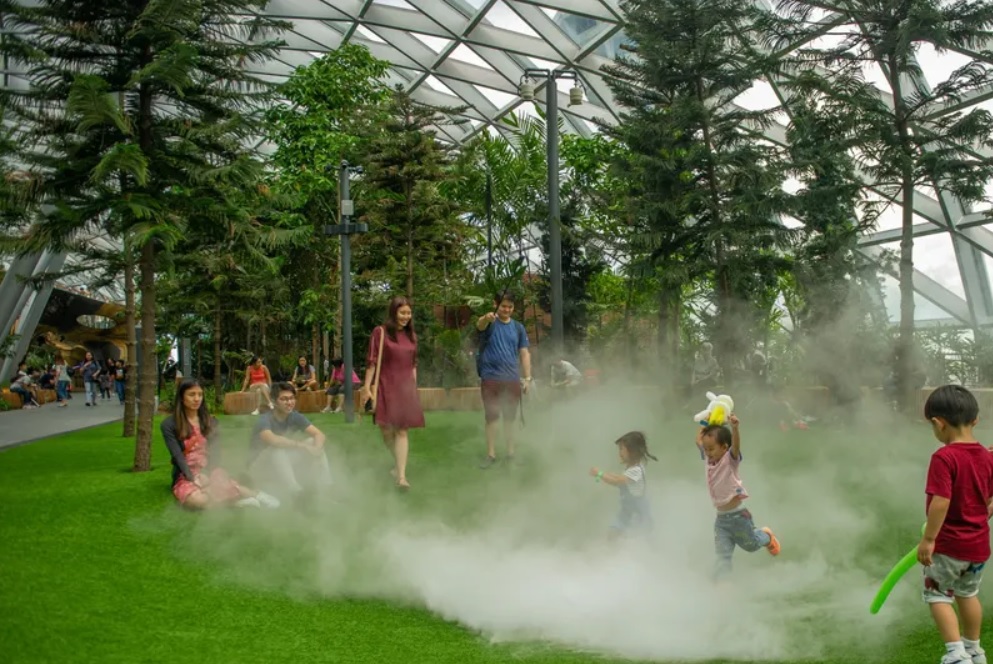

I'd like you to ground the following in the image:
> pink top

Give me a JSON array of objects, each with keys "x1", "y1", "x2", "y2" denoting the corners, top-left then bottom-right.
[
  {"x1": 331, "y1": 366, "x2": 361, "y2": 384},
  {"x1": 705, "y1": 448, "x2": 748, "y2": 510}
]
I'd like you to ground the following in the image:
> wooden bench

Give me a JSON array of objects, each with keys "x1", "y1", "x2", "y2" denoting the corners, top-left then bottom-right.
[
  {"x1": 446, "y1": 387, "x2": 483, "y2": 411},
  {"x1": 223, "y1": 391, "x2": 260, "y2": 415},
  {"x1": 296, "y1": 390, "x2": 324, "y2": 413},
  {"x1": 1, "y1": 389, "x2": 23, "y2": 409},
  {"x1": 418, "y1": 388, "x2": 447, "y2": 411}
]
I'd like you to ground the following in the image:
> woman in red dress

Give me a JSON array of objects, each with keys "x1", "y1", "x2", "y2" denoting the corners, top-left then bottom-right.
[
  {"x1": 362, "y1": 296, "x2": 425, "y2": 491},
  {"x1": 162, "y1": 379, "x2": 279, "y2": 510}
]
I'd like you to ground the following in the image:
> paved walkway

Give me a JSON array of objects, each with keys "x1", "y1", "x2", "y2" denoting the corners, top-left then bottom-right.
[{"x1": 0, "y1": 398, "x2": 124, "y2": 451}]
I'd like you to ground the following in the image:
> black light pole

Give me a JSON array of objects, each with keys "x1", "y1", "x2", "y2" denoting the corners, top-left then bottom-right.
[
  {"x1": 519, "y1": 68, "x2": 583, "y2": 353},
  {"x1": 325, "y1": 161, "x2": 367, "y2": 424}
]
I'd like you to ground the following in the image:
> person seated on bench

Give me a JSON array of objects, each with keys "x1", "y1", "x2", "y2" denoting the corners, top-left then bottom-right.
[
  {"x1": 248, "y1": 382, "x2": 333, "y2": 505},
  {"x1": 291, "y1": 355, "x2": 319, "y2": 392},
  {"x1": 551, "y1": 358, "x2": 583, "y2": 391},
  {"x1": 161, "y1": 379, "x2": 280, "y2": 510},
  {"x1": 322, "y1": 358, "x2": 362, "y2": 413},
  {"x1": 240, "y1": 355, "x2": 273, "y2": 415},
  {"x1": 10, "y1": 368, "x2": 41, "y2": 408}
]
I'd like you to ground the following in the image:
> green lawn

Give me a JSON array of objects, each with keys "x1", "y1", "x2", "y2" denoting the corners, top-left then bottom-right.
[{"x1": 1, "y1": 400, "x2": 991, "y2": 663}]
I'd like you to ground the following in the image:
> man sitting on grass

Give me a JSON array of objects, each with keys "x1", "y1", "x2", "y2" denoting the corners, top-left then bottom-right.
[{"x1": 248, "y1": 382, "x2": 333, "y2": 506}]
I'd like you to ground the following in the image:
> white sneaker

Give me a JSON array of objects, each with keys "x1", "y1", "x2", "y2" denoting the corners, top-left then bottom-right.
[
  {"x1": 321, "y1": 406, "x2": 331, "y2": 413},
  {"x1": 255, "y1": 491, "x2": 281, "y2": 509},
  {"x1": 235, "y1": 497, "x2": 261, "y2": 508},
  {"x1": 250, "y1": 409, "x2": 259, "y2": 416},
  {"x1": 968, "y1": 647, "x2": 987, "y2": 664},
  {"x1": 942, "y1": 651, "x2": 973, "y2": 664}
]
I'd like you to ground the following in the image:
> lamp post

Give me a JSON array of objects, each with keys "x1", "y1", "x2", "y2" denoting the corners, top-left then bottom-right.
[
  {"x1": 519, "y1": 68, "x2": 584, "y2": 353},
  {"x1": 325, "y1": 161, "x2": 367, "y2": 424}
]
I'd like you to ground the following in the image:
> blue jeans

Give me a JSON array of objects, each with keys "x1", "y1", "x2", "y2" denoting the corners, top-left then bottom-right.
[
  {"x1": 56, "y1": 381, "x2": 69, "y2": 402},
  {"x1": 84, "y1": 380, "x2": 98, "y2": 405},
  {"x1": 115, "y1": 380, "x2": 125, "y2": 404},
  {"x1": 611, "y1": 487, "x2": 652, "y2": 533},
  {"x1": 11, "y1": 386, "x2": 32, "y2": 406},
  {"x1": 714, "y1": 508, "x2": 771, "y2": 578}
]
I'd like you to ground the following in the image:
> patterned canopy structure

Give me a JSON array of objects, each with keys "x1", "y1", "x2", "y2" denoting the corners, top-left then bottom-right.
[
  {"x1": 2, "y1": 0, "x2": 993, "y2": 331},
  {"x1": 252, "y1": 0, "x2": 993, "y2": 329}
]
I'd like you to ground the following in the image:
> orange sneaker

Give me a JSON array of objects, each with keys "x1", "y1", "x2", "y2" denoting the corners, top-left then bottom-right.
[{"x1": 761, "y1": 527, "x2": 780, "y2": 556}]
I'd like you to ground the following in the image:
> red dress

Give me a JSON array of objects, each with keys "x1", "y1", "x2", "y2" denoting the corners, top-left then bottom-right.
[
  {"x1": 367, "y1": 326, "x2": 425, "y2": 429},
  {"x1": 172, "y1": 424, "x2": 243, "y2": 505}
]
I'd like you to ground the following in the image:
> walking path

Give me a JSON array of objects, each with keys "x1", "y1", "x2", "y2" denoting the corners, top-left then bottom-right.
[{"x1": 0, "y1": 398, "x2": 123, "y2": 451}]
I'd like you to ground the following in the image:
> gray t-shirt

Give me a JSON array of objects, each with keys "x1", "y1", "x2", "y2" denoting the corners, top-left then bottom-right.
[
  {"x1": 250, "y1": 411, "x2": 313, "y2": 455},
  {"x1": 624, "y1": 463, "x2": 646, "y2": 498}
]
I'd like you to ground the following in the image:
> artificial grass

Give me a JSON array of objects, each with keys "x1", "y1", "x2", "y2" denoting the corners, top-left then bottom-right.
[{"x1": 0, "y1": 407, "x2": 991, "y2": 663}]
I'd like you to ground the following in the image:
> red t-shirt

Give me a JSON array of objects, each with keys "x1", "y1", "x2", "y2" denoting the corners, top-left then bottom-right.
[{"x1": 925, "y1": 442, "x2": 993, "y2": 562}]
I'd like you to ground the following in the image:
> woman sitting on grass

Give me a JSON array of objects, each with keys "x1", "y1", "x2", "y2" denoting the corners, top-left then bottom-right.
[{"x1": 161, "y1": 379, "x2": 280, "y2": 511}]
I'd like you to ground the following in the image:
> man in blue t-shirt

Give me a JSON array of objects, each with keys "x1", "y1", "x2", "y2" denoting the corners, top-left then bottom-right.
[
  {"x1": 476, "y1": 290, "x2": 532, "y2": 468},
  {"x1": 248, "y1": 382, "x2": 332, "y2": 502}
]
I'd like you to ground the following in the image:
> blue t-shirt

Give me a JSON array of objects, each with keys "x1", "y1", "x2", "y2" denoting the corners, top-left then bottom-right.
[
  {"x1": 250, "y1": 411, "x2": 312, "y2": 454},
  {"x1": 479, "y1": 319, "x2": 529, "y2": 381}
]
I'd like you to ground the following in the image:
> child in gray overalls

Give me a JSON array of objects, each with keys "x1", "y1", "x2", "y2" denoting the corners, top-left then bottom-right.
[{"x1": 590, "y1": 431, "x2": 656, "y2": 539}]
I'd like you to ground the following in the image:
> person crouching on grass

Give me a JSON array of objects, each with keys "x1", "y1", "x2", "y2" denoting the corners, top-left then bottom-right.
[
  {"x1": 917, "y1": 385, "x2": 993, "y2": 664},
  {"x1": 590, "y1": 431, "x2": 656, "y2": 540}
]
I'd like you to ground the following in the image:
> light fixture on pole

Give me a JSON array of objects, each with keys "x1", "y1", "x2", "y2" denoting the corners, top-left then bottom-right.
[
  {"x1": 520, "y1": 67, "x2": 583, "y2": 355},
  {"x1": 569, "y1": 82, "x2": 584, "y2": 106},
  {"x1": 519, "y1": 75, "x2": 536, "y2": 101}
]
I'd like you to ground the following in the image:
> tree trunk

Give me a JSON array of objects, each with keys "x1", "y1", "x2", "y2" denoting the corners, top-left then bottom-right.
[
  {"x1": 134, "y1": 240, "x2": 156, "y2": 472},
  {"x1": 406, "y1": 184, "x2": 414, "y2": 299},
  {"x1": 312, "y1": 322, "x2": 319, "y2": 381},
  {"x1": 657, "y1": 284, "x2": 678, "y2": 396},
  {"x1": 123, "y1": 237, "x2": 137, "y2": 438},
  {"x1": 892, "y1": 65, "x2": 916, "y2": 413},
  {"x1": 214, "y1": 301, "x2": 223, "y2": 409}
]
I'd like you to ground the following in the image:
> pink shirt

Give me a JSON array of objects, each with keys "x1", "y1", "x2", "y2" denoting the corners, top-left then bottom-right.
[
  {"x1": 332, "y1": 366, "x2": 361, "y2": 384},
  {"x1": 705, "y1": 448, "x2": 748, "y2": 510}
]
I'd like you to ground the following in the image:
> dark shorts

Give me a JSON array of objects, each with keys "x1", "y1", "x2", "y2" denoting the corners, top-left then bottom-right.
[
  {"x1": 326, "y1": 382, "x2": 361, "y2": 396},
  {"x1": 481, "y1": 380, "x2": 521, "y2": 423}
]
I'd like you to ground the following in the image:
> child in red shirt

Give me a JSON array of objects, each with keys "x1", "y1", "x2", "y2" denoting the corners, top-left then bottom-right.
[{"x1": 918, "y1": 385, "x2": 993, "y2": 664}]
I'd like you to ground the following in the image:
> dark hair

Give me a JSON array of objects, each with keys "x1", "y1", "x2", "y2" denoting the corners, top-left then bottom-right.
[
  {"x1": 384, "y1": 296, "x2": 416, "y2": 343},
  {"x1": 924, "y1": 385, "x2": 979, "y2": 428},
  {"x1": 274, "y1": 381, "x2": 296, "y2": 399},
  {"x1": 701, "y1": 424, "x2": 732, "y2": 448},
  {"x1": 297, "y1": 355, "x2": 308, "y2": 363},
  {"x1": 173, "y1": 378, "x2": 214, "y2": 441},
  {"x1": 249, "y1": 355, "x2": 262, "y2": 366},
  {"x1": 494, "y1": 289, "x2": 517, "y2": 307},
  {"x1": 616, "y1": 431, "x2": 657, "y2": 463},
  {"x1": 332, "y1": 358, "x2": 343, "y2": 368}
]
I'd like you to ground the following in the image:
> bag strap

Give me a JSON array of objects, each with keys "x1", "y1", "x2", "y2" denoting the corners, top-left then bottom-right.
[{"x1": 371, "y1": 326, "x2": 386, "y2": 395}]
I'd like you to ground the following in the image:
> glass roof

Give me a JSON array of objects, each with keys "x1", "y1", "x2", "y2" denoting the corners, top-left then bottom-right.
[
  {"x1": 3, "y1": 0, "x2": 992, "y2": 330},
  {"x1": 249, "y1": 0, "x2": 993, "y2": 328}
]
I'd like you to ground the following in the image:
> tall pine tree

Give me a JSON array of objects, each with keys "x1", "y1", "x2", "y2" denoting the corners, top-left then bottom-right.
[
  {"x1": 0, "y1": 0, "x2": 286, "y2": 469},
  {"x1": 772, "y1": 0, "x2": 993, "y2": 410},
  {"x1": 358, "y1": 87, "x2": 470, "y2": 302},
  {"x1": 604, "y1": 0, "x2": 794, "y2": 382}
]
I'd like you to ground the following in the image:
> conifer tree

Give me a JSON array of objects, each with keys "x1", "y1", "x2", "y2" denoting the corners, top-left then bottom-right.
[{"x1": 0, "y1": 0, "x2": 287, "y2": 469}]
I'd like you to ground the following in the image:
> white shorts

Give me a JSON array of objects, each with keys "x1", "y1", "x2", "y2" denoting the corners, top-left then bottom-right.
[{"x1": 923, "y1": 554, "x2": 986, "y2": 604}]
